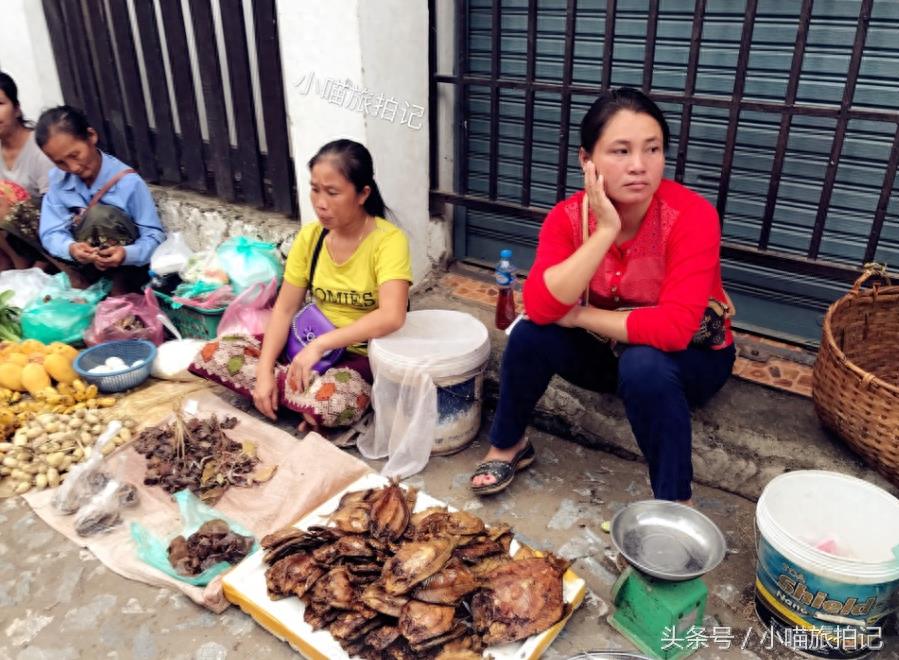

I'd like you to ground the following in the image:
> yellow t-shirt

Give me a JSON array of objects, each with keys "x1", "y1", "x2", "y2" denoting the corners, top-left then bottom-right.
[{"x1": 283, "y1": 218, "x2": 413, "y2": 352}]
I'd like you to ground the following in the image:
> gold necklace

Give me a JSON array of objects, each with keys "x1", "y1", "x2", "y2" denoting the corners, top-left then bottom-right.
[{"x1": 328, "y1": 216, "x2": 371, "y2": 252}]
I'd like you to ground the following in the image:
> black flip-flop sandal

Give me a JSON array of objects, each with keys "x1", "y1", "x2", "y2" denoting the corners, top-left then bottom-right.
[{"x1": 470, "y1": 442, "x2": 536, "y2": 495}]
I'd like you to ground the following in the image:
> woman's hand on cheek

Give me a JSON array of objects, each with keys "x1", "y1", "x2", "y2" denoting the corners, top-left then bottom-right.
[{"x1": 584, "y1": 161, "x2": 621, "y2": 236}]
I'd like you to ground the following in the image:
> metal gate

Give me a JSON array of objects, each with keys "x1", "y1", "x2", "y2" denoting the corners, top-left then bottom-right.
[
  {"x1": 430, "y1": 0, "x2": 899, "y2": 344},
  {"x1": 42, "y1": 0, "x2": 296, "y2": 215}
]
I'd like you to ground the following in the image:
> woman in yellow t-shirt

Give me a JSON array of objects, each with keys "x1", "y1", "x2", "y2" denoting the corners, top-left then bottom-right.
[
  {"x1": 260, "y1": 139, "x2": 410, "y2": 429},
  {"x1": 191, "y1": 140, "x2": 412, "y2": 430}
]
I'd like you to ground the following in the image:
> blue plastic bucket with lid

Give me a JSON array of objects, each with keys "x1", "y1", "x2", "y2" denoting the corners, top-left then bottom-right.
[{"x1": 755, "y1": 470, "x2": 899, "y2": 658}]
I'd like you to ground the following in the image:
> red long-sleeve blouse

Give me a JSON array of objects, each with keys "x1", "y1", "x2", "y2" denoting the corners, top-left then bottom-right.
[{"x1": 522, "y1": 179, "x2": 733, "y2": 352}]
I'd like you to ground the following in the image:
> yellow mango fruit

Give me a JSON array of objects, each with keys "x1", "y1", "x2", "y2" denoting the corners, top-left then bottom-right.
[
  {"x1": 43, "y1": 352, "x2": 78, "y2": 384},
  {"x1": 0, "y1": 362, "x2": 24, "y2": 392},
  {"x1": 20, "y1": 363, "x2": 51, "y2": 397},
  {"x1": 48, "y1": 342, "x2": 79, "y2": 361},
  {"x1": 5, "y1": 352, "x2": 28, "y2": 367},
  {"x1": 17, "y1": 339, "x2": 46, "y2": 355}
]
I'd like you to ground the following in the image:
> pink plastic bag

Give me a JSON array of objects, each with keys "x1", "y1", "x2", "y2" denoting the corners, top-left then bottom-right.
[
  {"x1": 84, "y1": 289, "x2": 166, "y2": 346},
  {"x1": 216, "y1": 278, "x2": 278, "y2": 337},
  {"x1": 170, "y1": 285, "x2": 236, "y2": 310}
]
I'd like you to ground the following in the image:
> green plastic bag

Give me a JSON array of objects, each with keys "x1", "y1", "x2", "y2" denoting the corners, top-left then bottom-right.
[
  {"x1": 20, "y1": 273, "x2": 111, "y2": 345},
  {"x1": 130, "y1": 490, "x2": 258, "y2": 586},
  {"x1": 216, "y1": 236, "x2": 283, "y2": 293}
]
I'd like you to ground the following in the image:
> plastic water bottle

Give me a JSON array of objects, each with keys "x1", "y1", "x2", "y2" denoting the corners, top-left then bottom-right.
[{"x1": 494, "y1": 249, "x2": 517, "y2": 330}]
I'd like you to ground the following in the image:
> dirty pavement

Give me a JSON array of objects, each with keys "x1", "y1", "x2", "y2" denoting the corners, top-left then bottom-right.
[{"x1": 2, "y1": 402, "x2": 896, "y2": 659}]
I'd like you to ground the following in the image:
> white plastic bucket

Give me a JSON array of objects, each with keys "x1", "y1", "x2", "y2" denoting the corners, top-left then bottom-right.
[
  {"x1": 755, "y1": 470, "x2": 899, "y2": 658},
  {"x1": 369, "y1": 310, "x2": 491, "y2": 455}
]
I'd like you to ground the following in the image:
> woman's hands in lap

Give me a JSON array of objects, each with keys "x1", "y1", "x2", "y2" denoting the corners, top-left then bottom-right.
[
  {"x1": 287, "y1": 340, "x2": 326, "y2": 393},
  {"x1": 556, "y1": 305, "x2": 583, "y2": 329}
]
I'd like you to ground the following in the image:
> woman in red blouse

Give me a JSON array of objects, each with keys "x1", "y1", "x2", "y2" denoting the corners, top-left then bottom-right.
[{"x1": 470, "y1": 87, "x2": 736, "y2": 501}]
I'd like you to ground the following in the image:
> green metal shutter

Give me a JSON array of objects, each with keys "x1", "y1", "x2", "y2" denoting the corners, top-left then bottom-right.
[{"x1": 459, "y1": 0, "x2": 899, "y2": 344}]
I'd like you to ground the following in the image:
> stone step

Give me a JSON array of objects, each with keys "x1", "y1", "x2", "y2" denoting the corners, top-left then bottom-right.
[{"x1": 412, "y1": 283, "x2": 898, "y2": 501}]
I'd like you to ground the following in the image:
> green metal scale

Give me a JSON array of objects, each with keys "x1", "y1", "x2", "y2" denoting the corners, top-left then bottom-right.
[
  {"x1": 610, "y1": 566, "x2": 709, "y2": 660},
  {"x1": 608, "y1": 501, "x2": 728, "y2": 660}
]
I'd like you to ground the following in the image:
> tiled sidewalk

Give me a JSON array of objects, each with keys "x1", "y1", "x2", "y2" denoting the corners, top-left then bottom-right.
[{"x1": 439, "y1": 271, "x2": 815, "y2": 398}]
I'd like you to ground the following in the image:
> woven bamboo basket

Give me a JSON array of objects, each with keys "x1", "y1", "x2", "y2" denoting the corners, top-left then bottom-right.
[{"x1": 812, "y1": 265, "x2": 899, "y2": 486}]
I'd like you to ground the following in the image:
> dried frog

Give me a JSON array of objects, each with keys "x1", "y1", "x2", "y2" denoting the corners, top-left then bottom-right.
[
  {"x1": 360, "y1": 581, "x2": 410, "y2": 617},
  {"x1": 472, "y1": 554, "x2": 569, "y2": 645},
  {"x1": 265, "y1": 553, "x2": 324, "y2": 599},
  {"x1": 397, "y1": 600, "x2": 456, "y2": 646},
  {"x1": 369, "y1": 480, "x2": 411, "y2": 542},
  {"x1": 382, "y1": 536, "x2": 458, "y2": 595},
  {"x1": 413, "y1": 558, "x2": 480, "y2": 605}
]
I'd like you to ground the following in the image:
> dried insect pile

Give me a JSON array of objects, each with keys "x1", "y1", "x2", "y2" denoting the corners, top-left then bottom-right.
[
  {"x1": 168, "y1": 519, "x2": 254, "y2": 576},
  {"x1": 133, "y1": 412, "x2": 277, "y2": 504},
  {"x1": 261, "y1": 481, "x2": 570, "y2": 659}
]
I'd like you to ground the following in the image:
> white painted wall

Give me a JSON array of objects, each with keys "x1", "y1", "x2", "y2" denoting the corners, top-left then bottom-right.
[
  {"x1": 278, "y1": 1, "x2": 432, "y2": 283},
  {"x1": 0, "y1": 0, "x2": 63, "y2": 122}
]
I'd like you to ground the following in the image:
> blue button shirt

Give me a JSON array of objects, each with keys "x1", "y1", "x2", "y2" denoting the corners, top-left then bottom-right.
[{"x1": 39, "y1": 151, "x2": 165, "y2": 266}]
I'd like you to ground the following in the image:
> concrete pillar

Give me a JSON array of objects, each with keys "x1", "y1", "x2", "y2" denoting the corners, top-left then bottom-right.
[
  {"x1": 277, "y1": 1, "x2": 431, "y2": 282},
  {"x1": 0, "y1": 0, "x2": 63, "y2": 122}
]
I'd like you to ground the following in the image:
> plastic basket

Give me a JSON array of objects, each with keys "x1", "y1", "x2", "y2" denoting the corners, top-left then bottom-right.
[
  {"x1": 73, "y1": 339, "x2": 157, "y2": 393},
  {"x1": 153, "y1": 290, "x2": 225, "y2": 340}
]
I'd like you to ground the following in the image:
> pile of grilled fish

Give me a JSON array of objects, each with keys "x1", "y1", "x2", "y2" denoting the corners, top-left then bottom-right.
[{"x1": 260, "y1": 481, "x2": 570, "y2": 659}]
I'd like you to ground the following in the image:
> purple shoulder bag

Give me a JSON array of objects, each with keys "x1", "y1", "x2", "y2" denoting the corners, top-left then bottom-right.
[{"x1": 284, "y1": 228, "x2": 344, "y2": 372}]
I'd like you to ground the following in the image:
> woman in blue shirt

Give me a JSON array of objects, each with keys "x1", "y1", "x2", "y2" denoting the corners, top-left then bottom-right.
[{"x1": 35, "y1": 105, "x2": 165, "y2": 294}]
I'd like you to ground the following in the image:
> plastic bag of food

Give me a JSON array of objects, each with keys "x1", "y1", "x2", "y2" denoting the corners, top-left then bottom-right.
[
  {"x1": 169, "y1": 281, "x2": 235, "y2": 310},
  {"x1": 73, "y1": 478, "x2": 140, "y2": 537},
  {"x1": 130, "y1": 489, "x2": 257, "y2": 586},
  {"x1": 83, "y1": 288, "x2": 165, "y2": 346},
  {"x1": 0, "y1": 267, "x2": 55, "y2": 310},
  {"x1": 216, "y1": 278, "x2": 278, "y2": 337},
  {"x1": 150, "y1": 231, "x2": 194, "y2": 276},
  {"x1": 215, "y1": 237, "x2": 283, "y2": 293},
  {"x1": 20, "y1": 273, "x2": 111, "y2": 345},
  {"x1": 179, "y1": 250, "x2": 230, "y2": 286},
  {"x1": 52, "y1": 421, "x2": 122, "y2": 515}
]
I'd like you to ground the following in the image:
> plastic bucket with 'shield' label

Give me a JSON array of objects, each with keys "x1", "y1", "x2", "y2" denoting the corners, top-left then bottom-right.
[{"x1": 755, "y1": 470, "x2": 899, "y2": 658}]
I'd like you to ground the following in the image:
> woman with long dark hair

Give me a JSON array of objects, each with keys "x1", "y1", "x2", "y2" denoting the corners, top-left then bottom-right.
[
  {"x1": 470, "y1": 88, "x2": 736, "y2": 501},
  {"x1": 190, "y1": 139, "x2": 412, "y2": 431},
  {"x1": 0, "y1": 72, "x2": 54, "y2": 271}
]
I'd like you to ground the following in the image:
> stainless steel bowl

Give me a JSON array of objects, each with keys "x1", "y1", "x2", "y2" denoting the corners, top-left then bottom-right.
[{"x1": 610, "y1": 500, "x2": 727, "y2": 581}]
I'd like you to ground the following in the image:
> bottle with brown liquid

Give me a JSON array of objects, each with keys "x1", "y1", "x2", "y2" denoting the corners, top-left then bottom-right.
[{"x1": 494, "y1": 249, "x2": 517, "y2": 330}]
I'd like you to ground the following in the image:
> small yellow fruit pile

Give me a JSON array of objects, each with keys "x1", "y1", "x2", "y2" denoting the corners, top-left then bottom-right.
[
  {"x1": 0, "y1": 340, "x2": 116, "y2": 443},
  {"x1": 0, "y1": 339, "x2": 79, "y2": 395}
]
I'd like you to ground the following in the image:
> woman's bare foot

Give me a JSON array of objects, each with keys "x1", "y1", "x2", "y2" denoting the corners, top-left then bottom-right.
[
  {"x1": 297, "y1": 413, "x2": 319, "y2": 434},
  {"x1": 470, "y1": 436, "x2": 530, "y2": 489}
]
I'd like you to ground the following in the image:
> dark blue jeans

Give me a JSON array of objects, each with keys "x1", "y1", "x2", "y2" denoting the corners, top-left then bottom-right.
[{"x1": 490, "y1": 320, "x2": 736, "y2": 501}]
